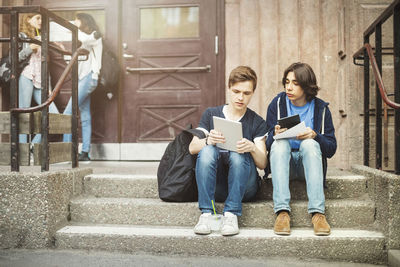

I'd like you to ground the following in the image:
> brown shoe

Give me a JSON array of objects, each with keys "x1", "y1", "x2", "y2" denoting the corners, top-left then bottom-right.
[
  {"x1": 312, "y1": 213, "x2": 331, "y2": 236},
  {"x1": 274, "y1": 211, "x2": 290, "y2": 235}
]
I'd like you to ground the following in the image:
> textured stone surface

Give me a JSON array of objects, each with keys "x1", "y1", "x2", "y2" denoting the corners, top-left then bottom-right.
[
  {"x1": 82, "y1": 173, "x2": 368, "y2": 200},
  {"x1": 84, "y1": 174, "x2": 158, "y2": 198},
  {"x1": 352, "y1": 164, "x2": 400, "y2": 249},
  {"x1": 0, "y1": 168, "x2": 92, "y2": 249},
  {"x1": 388, "y1": 250, "x2": 400, "y2": 267},
  {"x1": 69, "y1": 197, "x2": 375, "y2": 229},
  {"x1": 55, "y1": 225, "x2": 386, "y2": 264}
]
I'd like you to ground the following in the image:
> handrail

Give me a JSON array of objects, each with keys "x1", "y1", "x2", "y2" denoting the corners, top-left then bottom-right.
[
  {"x1": 363, "y1": 43, "x2": 400, "y2": 109},
  {"x1": 10, "y1": 47, "x2": 88, "y2": 114},
  {"x1": 364, "y1": 0, "x2": 400, "y2": 37}
]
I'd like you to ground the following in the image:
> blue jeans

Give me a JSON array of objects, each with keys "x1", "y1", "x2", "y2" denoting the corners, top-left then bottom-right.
[
  {"x1": 18, "y1": 74, "x2": 59, "y2": 143},
  {"x1": 63, "y1": 72, "x2": 97, "y2": 153},
  {"x1": 270, "y1": 139, "x2": 325, "y2": 214},
  {"x1": 195, "y1": 145, "x2": 259, "y2": 216}
]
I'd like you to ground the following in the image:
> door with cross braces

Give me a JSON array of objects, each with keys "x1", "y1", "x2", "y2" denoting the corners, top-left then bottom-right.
[{"x1": 121, "y1": 0, "x2": 223, "y2": 142}]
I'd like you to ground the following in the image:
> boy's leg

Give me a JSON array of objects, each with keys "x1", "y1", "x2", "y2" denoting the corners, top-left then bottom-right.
[
  {"x1": 299, "y1": 139, "x2": 330, "y2": 236},
  {"x1": 270, "y1": 139, "x2": 292, "y2": 235},
  {"x1": 299, "y1": 139, "x2": 325, "y2": 214},
  {"x1": 195, "y1": 145, "x2": 220, "y2": 213},
  {"x1": 194, "y1": 145, "x2": 220, "y2": 235},
  {"x1": 270, "y1": 139, "x2": 292, "y2": 213},
  {"x1": 223, "y1": 152, "x2": 252, "y2": 216}
]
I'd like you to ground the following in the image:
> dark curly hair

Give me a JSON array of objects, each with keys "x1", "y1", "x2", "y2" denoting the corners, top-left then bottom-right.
[{"x1": 282, "y1": 62, "x2": 320, "y2": 102}]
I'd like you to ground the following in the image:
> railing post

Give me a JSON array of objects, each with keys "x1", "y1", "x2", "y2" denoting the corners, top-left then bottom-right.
[
  {"x1": 71, "y1": 28, "x2": 79, "y2": 168},
  {"x1": 41, "y1": 12, "x2": 50, "y2": 171},
  {"x1": 394, "y1": 3, "x2": 400, "y2": 174},
  {"x1": 364, "y1": 35, "x2": 370, "y2": 167},
  {"x1": 375, "y1": 24, "x2": 383, "y2": 170},
  {"x1": 10, "y1": 10, "x2": 19, "y2": 172}
]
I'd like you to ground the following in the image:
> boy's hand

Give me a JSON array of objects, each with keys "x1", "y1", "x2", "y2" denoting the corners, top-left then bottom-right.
[
  {"x1": 207, "y1": 129, "x2": 225, "y2": 145},
  {"x1": 236, "y1": 138, "x2": 256, "y2": 154},
  {"x1": 274, "y1": 124, "x2": 287, "y2": 136},
  {"x1": 297, "y1": 127, "x2": 317, "y2": 140}
]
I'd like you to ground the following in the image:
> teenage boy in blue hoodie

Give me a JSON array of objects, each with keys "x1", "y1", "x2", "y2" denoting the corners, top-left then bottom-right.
[{"x1": 265, "y1": 62, "x2": 337, "y2": 236}]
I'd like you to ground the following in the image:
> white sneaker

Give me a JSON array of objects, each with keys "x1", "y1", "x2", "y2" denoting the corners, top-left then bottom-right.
[
  {"x1": 221, "y1": 212, "x2": 239, "y2": 236},
  {"x1": 194, "y1": 213, "x2": 211, "y2": 235}
]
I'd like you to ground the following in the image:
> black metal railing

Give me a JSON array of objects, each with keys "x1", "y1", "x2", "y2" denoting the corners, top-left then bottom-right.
[
  {"x1": 0, "y1": 6, "x2": 81, "y2": 172},
  {"x1": 353, "y1": 0, "x2": 400, "y2": 174}
]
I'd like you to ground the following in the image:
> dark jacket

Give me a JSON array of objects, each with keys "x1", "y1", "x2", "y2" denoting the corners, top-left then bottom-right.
[{"x1": 265, "y1": 92, "x2": 337, "y2": 184}]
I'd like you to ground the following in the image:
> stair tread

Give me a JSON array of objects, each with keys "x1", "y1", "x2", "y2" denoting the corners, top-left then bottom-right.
[
  {"x1": 57, "y1": 224, "x2": 384, "y2": 239},
  {"x1": 85, "y1": 173, "x2": 366, "y2": 180},
  {"x1": 71, "y1": 196, "x2": 374, "y2": 206}
]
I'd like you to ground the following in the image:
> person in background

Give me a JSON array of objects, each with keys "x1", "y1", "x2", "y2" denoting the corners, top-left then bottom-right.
[
  {"x1": 63, "y1": 13, "x2": 102, "y2": 161},
  {"x1": 18, "y1": 13, "x2": 59, "y2": 144},
  {"x1": 189, "y1": 66, "x2": 268, "y2": 236},
  {"x1": 265, "y1": 62, "x2": 337, "y2": 236}
]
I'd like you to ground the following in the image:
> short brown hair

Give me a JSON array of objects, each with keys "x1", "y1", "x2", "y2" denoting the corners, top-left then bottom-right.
[
  {"x1": 282, "y1": 62, "x2": 320, "y2": 102},
  {"x1": 228, "y1": 66, "x2": 257, "y2": 91}
]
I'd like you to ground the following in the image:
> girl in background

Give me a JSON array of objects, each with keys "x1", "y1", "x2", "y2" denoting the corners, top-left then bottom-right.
[
  {"x1": 19, "y1": 13, "x2": 59, "y2": 143},
  {"x1": 62, "y1": 13, "x2": 102, "y2": 161}
]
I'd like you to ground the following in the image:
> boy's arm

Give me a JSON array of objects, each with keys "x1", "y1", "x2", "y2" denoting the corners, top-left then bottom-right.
[
  {"x1": 188, "y1": 136, "x2": 207, "y2": 155},
  {"x1": 251, "y1": 137, "x2": 267, "y2": 169}
]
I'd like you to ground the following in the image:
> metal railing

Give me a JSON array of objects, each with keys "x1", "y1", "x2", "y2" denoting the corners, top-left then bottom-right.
[
  {"x1": 353, "y1": 0, "x2": 400, "y2": 174},
  {"x1": 0, "y1": 6, "x2": 82, "y2": 172}
]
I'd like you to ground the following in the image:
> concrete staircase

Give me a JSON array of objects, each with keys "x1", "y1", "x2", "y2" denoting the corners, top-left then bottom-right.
[{"x1": 55, "y1": 168, "x2": 386, "y2": 264}]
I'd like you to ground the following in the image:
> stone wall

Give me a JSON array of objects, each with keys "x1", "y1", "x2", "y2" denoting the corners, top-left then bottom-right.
[
  {"x1": 0, "y1": 168, "x2": 92, "y2": 248},
  {"x1": 352, "y1": 164, "x2": 400, "y2": 249},
  {"x1": 225, "y1": 0, "x2": 394, "y2": 170}
]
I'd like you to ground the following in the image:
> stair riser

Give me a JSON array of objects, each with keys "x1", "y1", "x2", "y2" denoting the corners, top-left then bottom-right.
[
  {"x1": 55, "y1": 232, "x2": 385, "y2": 265},
  {"x1": 84, "y1": 176, "x2": 367, "y2": 200},
  {"x1": 70, "y1": 201, "x2": 375, "y2": 228}
]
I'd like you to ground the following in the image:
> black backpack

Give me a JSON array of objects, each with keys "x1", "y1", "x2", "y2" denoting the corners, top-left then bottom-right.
[
  {"x1": 94, "y1": 40, "x2": 120, "y2": 93},
  {"x1": 157, "y1": 128, "x2": 206, "y2": 202}
]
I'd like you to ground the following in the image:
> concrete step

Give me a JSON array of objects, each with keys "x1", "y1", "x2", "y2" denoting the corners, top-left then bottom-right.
[
  {"x1": 83, "y1": 173, "x2": 368, "y2": 200},
  {"x1": 70, "y1": 197, "x2": 375, "y2": 228},
  {"x1": 55, "y1": 225, "x2": 386, "y2": 265}
]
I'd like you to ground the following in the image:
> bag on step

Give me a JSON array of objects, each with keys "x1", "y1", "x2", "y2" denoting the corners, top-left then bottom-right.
[{"x1": 157, "y1": 127, "x2": 206, "y2": 202}]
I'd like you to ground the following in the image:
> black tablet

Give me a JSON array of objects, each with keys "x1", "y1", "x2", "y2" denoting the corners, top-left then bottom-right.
[{"x1": 278, "y1": 114, "x2": 300, "y2": 129}]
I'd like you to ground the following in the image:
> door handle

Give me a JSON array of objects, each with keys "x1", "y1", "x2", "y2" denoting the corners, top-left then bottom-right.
[
  {"x1": 123, "y1": 53, "x2": 135, "y2": 59},
  {"x1": 126, "y1": 65, "x2": 211, "y2": 73}
]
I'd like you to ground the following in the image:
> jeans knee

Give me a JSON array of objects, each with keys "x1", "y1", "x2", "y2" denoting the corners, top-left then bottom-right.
[
  {"x1": 300, "y1": 139, "x2": 321, "y2": 156},
  {"x1": 271, "y1": 139, "x2": 291, "y2": 155},
  {"x1": 197, "y1": 145, "x2": 218, "y2": 166},
  {"x1": 229, "y1": 152, "x2": 250, "y2": 167}
]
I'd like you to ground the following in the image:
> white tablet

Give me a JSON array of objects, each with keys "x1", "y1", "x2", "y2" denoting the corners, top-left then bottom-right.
[{"x1": 212, "y1": 116, "x2": 243, "y2": 152}]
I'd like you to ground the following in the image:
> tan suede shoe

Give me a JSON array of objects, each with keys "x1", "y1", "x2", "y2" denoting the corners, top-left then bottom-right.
[
  {"x1": 274, "y1": 211, "x2": 291, "y2": 235},
  {"x1": 312, "y1": 213, "x2": 331, "y2": 236}
]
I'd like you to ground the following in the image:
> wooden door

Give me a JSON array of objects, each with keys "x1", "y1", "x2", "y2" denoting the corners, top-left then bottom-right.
[{"x1": 121, "y1": 0, "x2": 223, "y2": 142}]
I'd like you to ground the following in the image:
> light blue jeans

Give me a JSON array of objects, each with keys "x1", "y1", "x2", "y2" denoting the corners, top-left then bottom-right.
[
  {"x1": 195, "y1": 145, "x2": 259, "y2": 216},
  {"x1": 18, "y1": 74, "x2": 59, "y2": 143},
  {"x1": 270, "y1": 139, "x2": 325, "y2": 214},
  {"x1": 63, "y1": 72, "x2": 98, "y2": 153}
]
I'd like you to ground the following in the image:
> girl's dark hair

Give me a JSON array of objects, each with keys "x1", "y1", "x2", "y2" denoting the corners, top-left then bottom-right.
[
  {"x1": 228, "y1": 65, "x2": 257, "y2": 91},
  {"x1": 282, "y1": 62, "x2": 320, "y2": 102},
  {"x1": 75, "y1": 13, "x2": 100, "y2": 35}
]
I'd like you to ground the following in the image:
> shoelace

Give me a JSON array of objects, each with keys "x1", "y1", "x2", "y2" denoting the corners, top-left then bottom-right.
[
  {"x1": 312, "y1": 214, "x2": 324, "y2": 223},
  {"x1": 278, "y1": 213, "x2": 289, "y2": 223}
]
